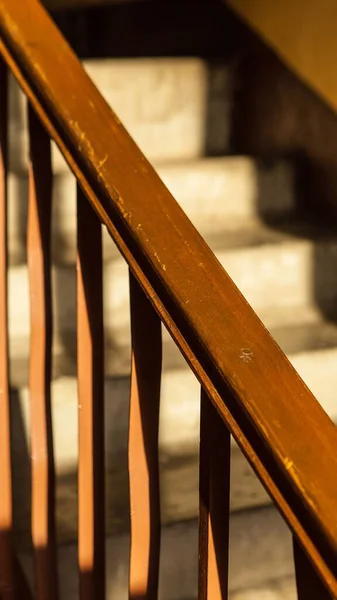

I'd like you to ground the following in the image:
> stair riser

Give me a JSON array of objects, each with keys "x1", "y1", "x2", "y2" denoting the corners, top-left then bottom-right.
[
  {"x1": 7, "y1": 159, "x2": 294, "y2": 266},
  {"x1": 8, "y1": 58, "x2": 231, "y2": 172}
]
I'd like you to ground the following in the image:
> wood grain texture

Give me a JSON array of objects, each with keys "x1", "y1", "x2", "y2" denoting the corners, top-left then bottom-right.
[
  {"x1": 77, "y1": 184, "x2": 105, "y2": 600},
  {"x1": 199, "y1": 388, "x2": 230, "y2": 600},
  {"x1": 128, "y1": 271, "x2": 162, "y2": 600},
  {"x1": 27, "y1": 104, "x2": 58, "y2": 600},
  {"x1": 1, "y1": 0, "x2": 337, "y2": 594}
]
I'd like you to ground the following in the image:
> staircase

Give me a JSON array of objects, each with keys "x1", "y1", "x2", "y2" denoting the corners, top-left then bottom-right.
[{"x1": 6, "y1": 49, "x2": 337, "y2": 598}]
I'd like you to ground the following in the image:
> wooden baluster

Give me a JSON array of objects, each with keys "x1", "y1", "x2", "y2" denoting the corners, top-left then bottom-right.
[
  {"x1": 77, "y1": 185, "x2": 105, "y2": 600},
  {"x1": 293, "y1": 538, "x2": 332, "y2": 599},
  {"x1": 0, "y1": 54, "x2": 16, "y2": 600},
  {"x1": 128, "y1": 272, "x2": 162, "y2": 600},
  {"x1": 198, "y1": 388, "x2": 231, "y2": 600},
  {"x1": 27, "y1": 105, "x2": 58, "y2": 600}
]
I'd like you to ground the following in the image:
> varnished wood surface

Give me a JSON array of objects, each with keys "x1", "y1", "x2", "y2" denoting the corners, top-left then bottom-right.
[
  {"x1": 198, "y1": 388, "x2": 230, "y2": 600},
  {"x1": 1, "y1": 0, "x2": 337, "y2": 595},
  {"x1": 77, "y1": 185, "x2": 105, "y2": 600},
  {"x1": 128, "y1": 272, "x2": 162, "y2": 600},
  {"x1": 27, "y1": 104, "x2": 58, "y2": 600}
]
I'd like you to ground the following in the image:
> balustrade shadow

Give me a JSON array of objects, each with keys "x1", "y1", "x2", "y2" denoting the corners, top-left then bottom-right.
[{"x1": 8, "y1": 2, "x2": 327, "y2": 599}]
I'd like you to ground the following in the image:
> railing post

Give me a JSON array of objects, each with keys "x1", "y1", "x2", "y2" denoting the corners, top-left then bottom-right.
[
  {"x1": 27, "y1": 104, "x2": 58, "y2": 600},
  {"x1": 77, "y1": 185, "x2": 105, "y2": 600},
  {"x1": 198, "y1": 388, "x2": 231, "y2": 600},
  {"x1": 293, "y1": 538, "x2": 332, "y2": 599},
  {"x1": 128, "y1": 272, "x2": 162, "y2": 600}
]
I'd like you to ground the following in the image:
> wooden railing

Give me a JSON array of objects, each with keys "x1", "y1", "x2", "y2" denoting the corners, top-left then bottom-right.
[{"x1": 1, "y1": 0, "x2": 337, "y2": 598}]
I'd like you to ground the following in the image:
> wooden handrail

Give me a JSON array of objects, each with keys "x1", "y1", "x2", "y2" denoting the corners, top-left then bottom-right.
[{"x1": 1, "y1": 0, "x2": 337, "y2": 596}]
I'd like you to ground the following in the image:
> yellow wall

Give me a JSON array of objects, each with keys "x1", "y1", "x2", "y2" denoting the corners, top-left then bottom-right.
[{"x1": 228, "y1": 0, "x2": 337, "y2": 115}]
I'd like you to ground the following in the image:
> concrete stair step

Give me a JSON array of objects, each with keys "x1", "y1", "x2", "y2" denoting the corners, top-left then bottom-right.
[
  {"x1": 8, "y1": 217, "x2": 337, "y2": 376},
  {"x1": 230, "y1": 580, "x2": 296, "y2": 600},
  {"x1": 10, "y1": 305, "x2": 337, "y2": 545},
  {"x1": 18, "y1": 505, "x2": 296, "y2": 599},
  {"x1": 7, "y1": 157, "x2": 294, "y2": 266},
  {"x1": 8, "y1": 57, "x2": 232, "y2": 172}
]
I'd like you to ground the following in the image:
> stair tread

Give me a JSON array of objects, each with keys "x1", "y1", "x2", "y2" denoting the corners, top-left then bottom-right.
[
  {"x1": 9, "y1": 303, "x2": 337, "y2": 410},
  {"x1": 18, "y1": 506, "x2": 295, "y2": 595},
  {"x1": 8, "y1": 211, "x2": 337, "y2": 268},
  {"x1": 202, "y1": 214, "x2": 337, "y2": 253},
  {"x1": 10, "y1": 213, "x2": 337, "y2": 356},
  {"x1": 7, "y1": 156, "x2": 295, "y2": 265},
  {"x1": 8, "y1": 57, "x2": 232, "y2": 170}
]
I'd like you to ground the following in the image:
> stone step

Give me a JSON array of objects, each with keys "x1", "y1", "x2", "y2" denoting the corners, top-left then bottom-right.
[
  {"x1": 10, "y1": 306, "x2": 337, "y2": 545},
  {"x1": 230, "y1": 579, "x2": 296, "y2": 600},
  {"x1": 8, "y1": 57, "x2": 232, "y2": 172},
  {"x1": 8, "y1": 218, "x2": 337, "y2": 381},
  {"x1": 170, "y1": 585, "x2": 297, "y2": 600},
  {"x1": 18, "y1": 505, "x2": 296, "y2": 599},
  {"x1": 7, "y1": 157, "x2": 294, "y2": 266}
]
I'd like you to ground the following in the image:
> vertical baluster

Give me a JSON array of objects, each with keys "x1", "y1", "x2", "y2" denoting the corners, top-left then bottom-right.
[
  {"x1": 77, "y1": 185, "x2": 105, "y2": 600},
  {"x1": 0, "y1": 54, "x2": 16, "y2": 600},
  {"x1": 198, "y1": 389, "x2": 230, "y2": 600},
  {"x1": 128, "y1": 272, "x2": 162, "y2": 600},
  {"x1": 293, "y1": 538, "x2": 332, "y2": 599},
  {"x1": 27, "y1": 105, "x2": 58, "y2": 600}
]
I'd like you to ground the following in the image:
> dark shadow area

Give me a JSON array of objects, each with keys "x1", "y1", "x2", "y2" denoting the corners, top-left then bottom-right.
[
  {"x1": 10, "y1": 389, "x2": 32, "y2": 551},
  {"x1": 52, "y1": 0, "x2": 246, "y2": 61},
  {"x1": 0, "y1": 529, "x2": 34, "y2": 599},
  {"x1": 293, "y1": 538, "x2": 332, "y2": 600},
  {"x1": 229, "y1": 10, "x2": 337, "y2": 351}
]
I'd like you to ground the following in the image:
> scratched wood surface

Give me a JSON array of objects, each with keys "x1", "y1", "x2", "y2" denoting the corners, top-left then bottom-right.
[{"x1": 1, "y1": 0, "x2": 337, "y2": 596}]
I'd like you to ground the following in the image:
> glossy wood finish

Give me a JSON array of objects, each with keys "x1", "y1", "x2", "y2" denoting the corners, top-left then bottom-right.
[
  {"x1": 128, "y1": 272, "x2": 162, "y2": 600},
  {"x1": 77, "y1": 184, "x2": 105, "y2": 600},
  {"x1": 1, "y1": 0, "x2": 337, "y2": 594},
  {"x1": 0, "y1": 53, "x2": 15, "y2": 600},
  {"x1": 27, "y1": 104, "x2": 58, "y2": 600},
  {"x1": 198, "y1": 389, "x2": 230, "y2": 600}
]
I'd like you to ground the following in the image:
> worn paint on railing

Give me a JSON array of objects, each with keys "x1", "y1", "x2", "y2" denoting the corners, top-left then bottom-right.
[{"x1": 0, "y1": 0, "x2": 337, "y2": 598}]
